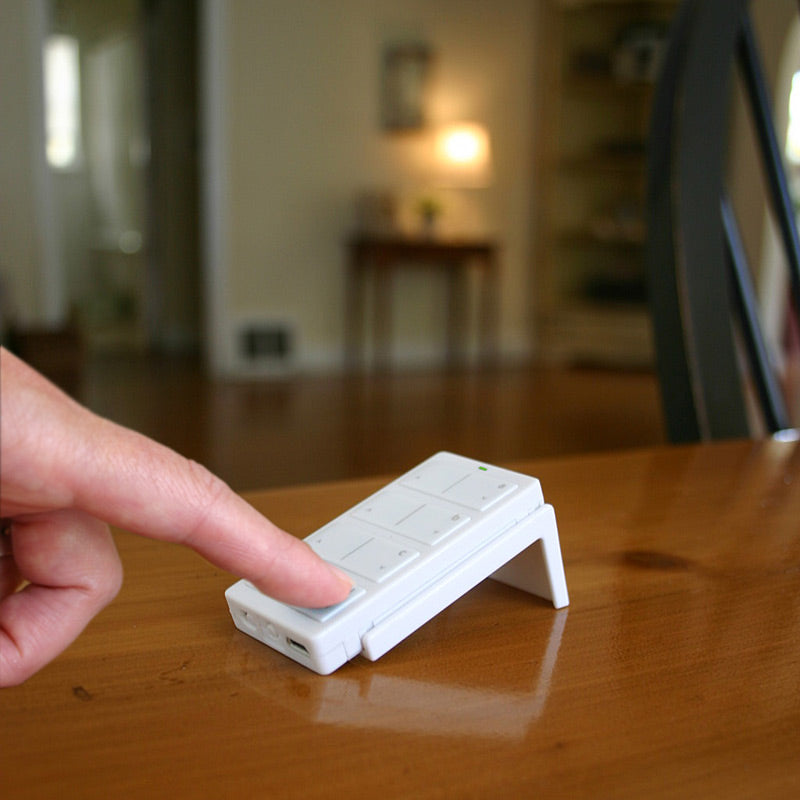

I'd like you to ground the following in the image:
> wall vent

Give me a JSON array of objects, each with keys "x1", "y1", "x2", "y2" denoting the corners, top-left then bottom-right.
[{"x1": 234, "y1": 319, "x2": 295, "y2": 376}]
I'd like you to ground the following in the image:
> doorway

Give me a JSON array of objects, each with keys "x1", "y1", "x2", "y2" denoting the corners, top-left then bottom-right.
[{"x1": 45, "y1": 0, "x2": 201, "y2": 355}]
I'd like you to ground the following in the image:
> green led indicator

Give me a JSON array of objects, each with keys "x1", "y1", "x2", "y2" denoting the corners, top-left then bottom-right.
[{"x1": 479, "y1": 466, "x2": 487, "y2": 471}]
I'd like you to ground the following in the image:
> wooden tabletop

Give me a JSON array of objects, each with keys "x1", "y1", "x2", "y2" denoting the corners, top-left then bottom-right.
[{"x1": 3, "y1": 439, "x2": 800, "y2": 798}]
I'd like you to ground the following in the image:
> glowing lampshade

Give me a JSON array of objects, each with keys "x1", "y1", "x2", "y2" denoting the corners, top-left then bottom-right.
[{"x1": 433, "y1": 123, "x2": 493, "y2": 188}]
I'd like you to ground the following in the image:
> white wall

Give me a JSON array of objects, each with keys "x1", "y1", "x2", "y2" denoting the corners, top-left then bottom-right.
[
  {"x1": 1, "y1": 0, "x2": 538, "y2": 370},
  {"x1": 211, "y1": 0, "x2": 538, "y2": 374}
]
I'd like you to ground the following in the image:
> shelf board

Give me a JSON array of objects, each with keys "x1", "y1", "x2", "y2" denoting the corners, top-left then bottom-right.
[
  {"x1": 559, "y1": 152, "x2": 646, "y2": 173},
  {"x1": 564, "y1": 73, "x2": 656, "y2": 96},
  {"x1": 537, "y1": 302, "x2": 654, "y2": 367},
  {"x1": 560, "y1": 298, "x2": 649, "y2": 314},
  {"x1": 556, "y1": 228, "x2": 645, "y2": 248},
  {"x1": 558, "y1": 0, "x2": 677, "y2": 10},
  {"x1": 535, "y1": 0, "x2": 676, "y2": 368}
]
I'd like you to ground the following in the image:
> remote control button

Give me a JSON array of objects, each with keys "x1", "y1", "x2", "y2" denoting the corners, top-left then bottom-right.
[
  {"x1": 306, "y1": 524, "x2": 371, "y2": 562},
  {"x1": 352, "y1": 491, "x2": 424, "y2": 531},
  {"x1": 265, "y1": 623, "x2": 279, "y2": 639},
  {"x1": 394, "y1": 503, "x2": 471, "y2": 545},
  {"x1": 339, "y1": 537, "x2": 419, "y2": 583},
  {"x1": 442, "y1": 473, "x2": 518, "y2": 510},
  {"x1": 293, "y1": 585, "x2": 366, "y2": 622},
  {"x1": 401, "y1": 462, "x2": 472, "y2": 496}
]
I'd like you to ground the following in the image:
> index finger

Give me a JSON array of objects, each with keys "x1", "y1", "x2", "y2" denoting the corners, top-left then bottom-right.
[
  {"x1": 0, "y1": 348, "x2": 351, "y2": 607},
  {"x1": 76, "y1": 417, "x2": 352, "y2": 607}
]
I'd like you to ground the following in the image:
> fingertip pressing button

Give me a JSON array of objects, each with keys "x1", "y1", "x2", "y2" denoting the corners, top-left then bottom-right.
[{"x1": 294, "y1": 584, "x2": 366, "y2": 622}]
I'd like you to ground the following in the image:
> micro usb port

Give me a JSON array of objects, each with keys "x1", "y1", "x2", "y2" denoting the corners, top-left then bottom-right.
[{"x1": 287, "y1": 638, "x2": 309, "y2": 656}]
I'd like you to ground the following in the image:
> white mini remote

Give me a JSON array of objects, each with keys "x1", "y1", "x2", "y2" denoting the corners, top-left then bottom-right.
[{"x1": 226, "y1": 452, "x2": 569, "y2": 674}]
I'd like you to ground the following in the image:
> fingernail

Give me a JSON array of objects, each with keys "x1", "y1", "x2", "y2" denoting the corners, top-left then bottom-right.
[{"x1": 329, "y1": 564, "x2": 353, "y2": 590}]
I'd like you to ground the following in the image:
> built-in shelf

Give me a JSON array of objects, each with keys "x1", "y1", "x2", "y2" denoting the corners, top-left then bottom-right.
[{"x1": 534, "y1": 0, "x2": 678, "y2": 367}]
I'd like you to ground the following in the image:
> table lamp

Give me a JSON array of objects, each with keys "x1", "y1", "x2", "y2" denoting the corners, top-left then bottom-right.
[
  {"x1": 434, "y1": 122, "x2": 493, "y2": 188},
  {"x1": 417, "y1": 122, "x2": 493, "y2": 234}
]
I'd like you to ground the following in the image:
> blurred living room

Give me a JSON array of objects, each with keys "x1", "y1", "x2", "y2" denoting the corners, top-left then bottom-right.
[{"x1": 2, "y1": 0, "x2": 800, "y2": 493}]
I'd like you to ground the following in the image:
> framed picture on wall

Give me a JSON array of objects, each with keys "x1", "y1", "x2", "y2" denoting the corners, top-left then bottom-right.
[{"x1": 381, "y1": 41, "x2": 432, "y2": 130}]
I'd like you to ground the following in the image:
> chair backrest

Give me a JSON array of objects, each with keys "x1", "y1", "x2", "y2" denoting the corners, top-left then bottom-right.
[{"x1": 646, "y1": 0, "x2": 800, "y2": 442}]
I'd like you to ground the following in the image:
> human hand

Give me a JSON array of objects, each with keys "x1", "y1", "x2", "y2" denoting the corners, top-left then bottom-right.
[{"x1": 0, "y1": 347, "x2": 352, "y2": 686}]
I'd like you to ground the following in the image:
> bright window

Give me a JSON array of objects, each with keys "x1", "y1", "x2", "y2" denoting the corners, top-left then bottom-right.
[{"x1": 44, "y1": 34, "x2": 82, "y2": 169}]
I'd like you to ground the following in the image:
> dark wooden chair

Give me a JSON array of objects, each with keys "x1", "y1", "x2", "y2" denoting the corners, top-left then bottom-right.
[{"x1": 646, "y1": 0, "x2": 800, "y2": 441}]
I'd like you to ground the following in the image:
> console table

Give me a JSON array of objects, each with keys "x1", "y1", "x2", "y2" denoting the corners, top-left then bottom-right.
[{"x1": 344, "y1": 235, "x2": 499, "y2": 370}]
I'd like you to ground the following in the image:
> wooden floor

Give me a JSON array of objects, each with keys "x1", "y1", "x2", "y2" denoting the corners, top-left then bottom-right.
[{"x1": 75, "y1": 355, "x2": 666, "y2": 492}]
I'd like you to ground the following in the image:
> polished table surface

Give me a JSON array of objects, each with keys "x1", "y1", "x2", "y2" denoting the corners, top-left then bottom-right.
[{"x1": 3, "y1": 439, "x2": 800, "y2": 798}]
